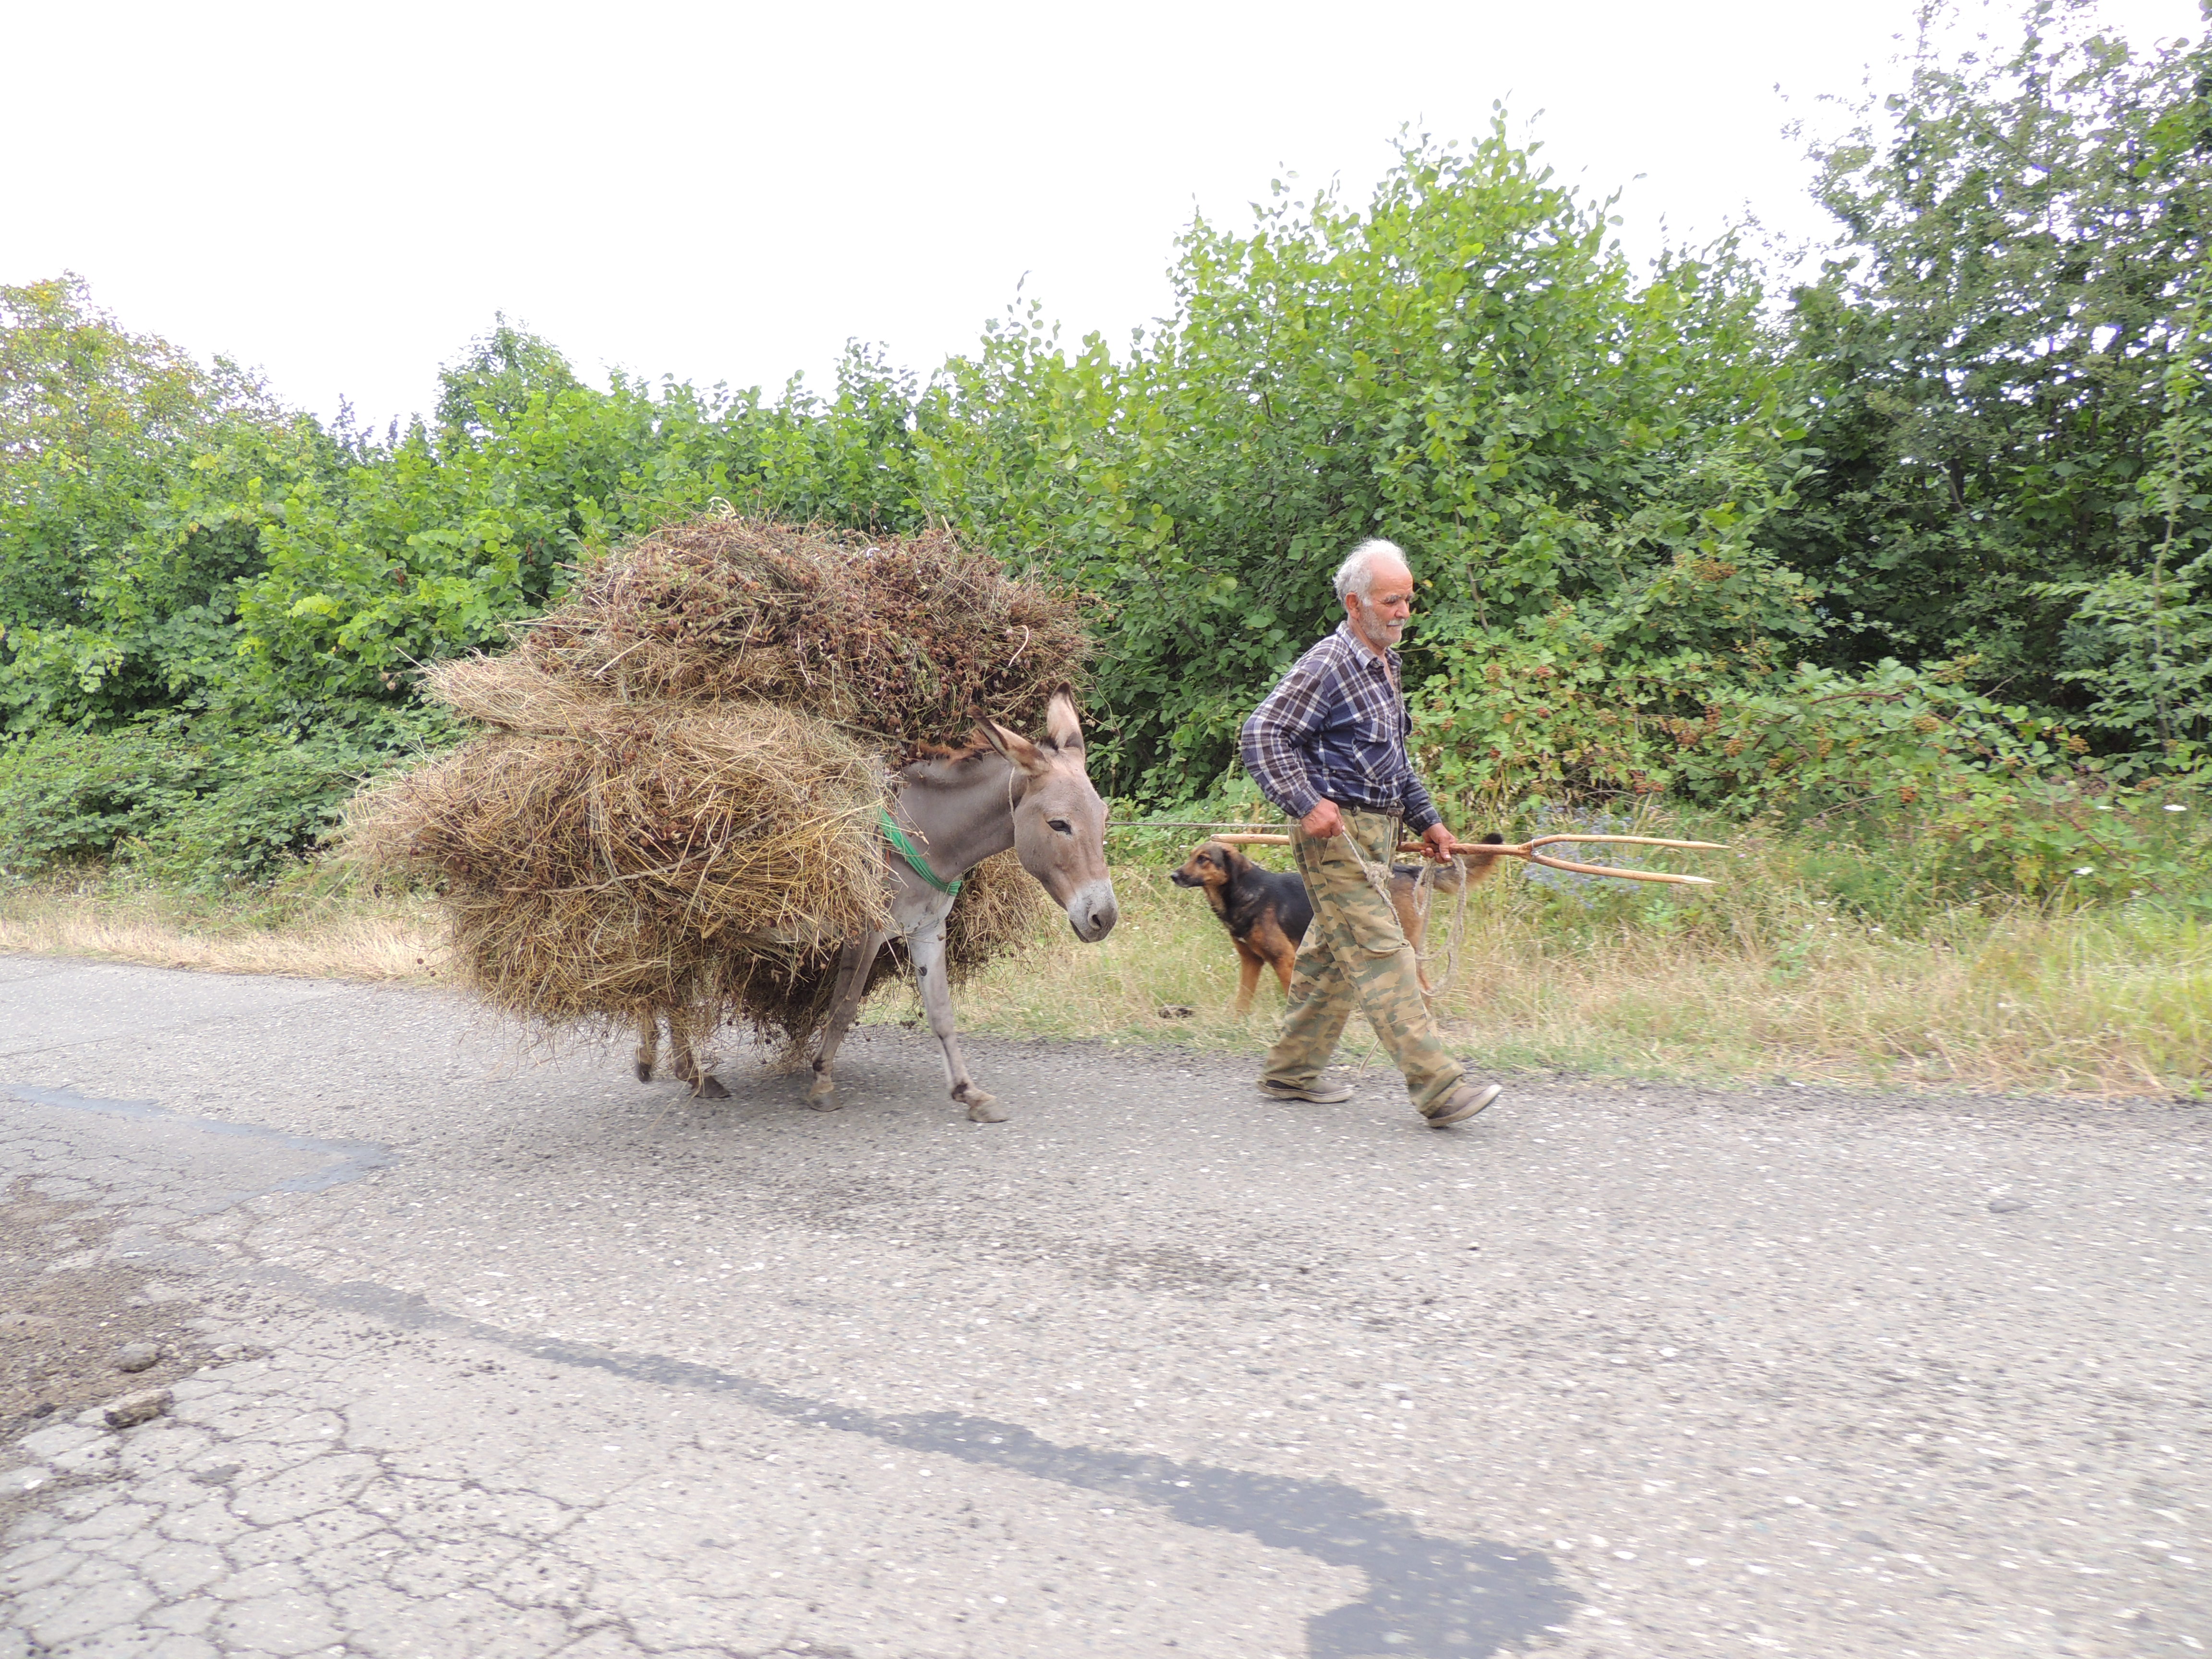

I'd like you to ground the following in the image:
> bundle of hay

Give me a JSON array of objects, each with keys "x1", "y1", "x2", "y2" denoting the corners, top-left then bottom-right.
[
  {"x1": 517, "y1": 518, "x2": 1089, "y2": 751},
  {"x1": 346, "y1": 517, "x2": 1082, "y2": 1052}
]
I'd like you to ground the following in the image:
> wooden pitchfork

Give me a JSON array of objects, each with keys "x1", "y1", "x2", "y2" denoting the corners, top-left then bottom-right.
[{"x1": 1208, "y1": 831, "x2": 1728, "y2": 887}]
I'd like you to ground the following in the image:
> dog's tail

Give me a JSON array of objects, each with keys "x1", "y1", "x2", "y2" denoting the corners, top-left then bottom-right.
[{"x1": 1392, "y1": 832, "x2": 1507, "y2": 892}]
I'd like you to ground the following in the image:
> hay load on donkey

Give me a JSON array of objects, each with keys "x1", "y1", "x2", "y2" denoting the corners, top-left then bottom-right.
[{"x1": 347, "y1": 517, "x2": 1115, "y2": 1121}]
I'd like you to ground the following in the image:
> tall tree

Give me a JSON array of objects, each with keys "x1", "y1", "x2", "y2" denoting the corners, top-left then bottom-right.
[
  {"x1": 0, "y1": 274, "x2": 279, "y2": 472},
  {"x1": 1779, "y1": 0, "x2": 2212, "y2": 756},
  {"x1": 918, "y1": 127, "x2": 1815, "y2": 798}
]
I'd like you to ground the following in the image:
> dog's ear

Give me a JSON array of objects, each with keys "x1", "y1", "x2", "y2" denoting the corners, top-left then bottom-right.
[{"x1": 1479, "y1": 831, "x2": 1503, "y2": 845}]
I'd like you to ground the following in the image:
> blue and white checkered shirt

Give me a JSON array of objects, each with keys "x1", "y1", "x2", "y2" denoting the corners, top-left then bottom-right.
[{"x1": 1238, "y1": 621, "x2": 1442, "y2": 831}]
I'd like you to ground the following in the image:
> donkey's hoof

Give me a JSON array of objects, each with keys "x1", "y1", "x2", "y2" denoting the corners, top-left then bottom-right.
[
  {"x1": 809, "y1": 1094, "x2": 844, "y2": 1113},
  {"x1": 691, "y1": 1074, "x2": 730, "y2": 1101},
  {"x1": 964, "y1": 1093, "x2": 1008, "y2": 1124}
]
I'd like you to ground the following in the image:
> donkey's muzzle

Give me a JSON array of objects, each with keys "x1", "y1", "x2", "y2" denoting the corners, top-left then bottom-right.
[{"x1": 1066, "y1": 880, "x2": 1118, "y2": 943}]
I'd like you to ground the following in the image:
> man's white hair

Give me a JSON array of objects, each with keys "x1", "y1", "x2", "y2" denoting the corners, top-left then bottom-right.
[{"x1": 1333, "y1": 538, "x2": 1411, "y2": 602}]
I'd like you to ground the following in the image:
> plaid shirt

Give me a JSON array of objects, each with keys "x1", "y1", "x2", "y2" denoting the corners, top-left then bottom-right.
[{"x1": 1238, "y1": 621, "x2": 1441, "y2": 831}]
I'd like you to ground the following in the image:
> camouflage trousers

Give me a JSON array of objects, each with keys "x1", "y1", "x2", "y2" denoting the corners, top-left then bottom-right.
[{"x1": 1259, "y1": 811, "x2": 1463, "y2": 1115}]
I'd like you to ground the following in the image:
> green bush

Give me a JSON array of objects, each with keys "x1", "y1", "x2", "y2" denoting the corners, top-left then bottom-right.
[
  {"x1": 0, "y1": 716, "x2": 438, "y2": 889},
  {"x1": 0, "y1": 725, "x2": 206, "y2": 876},
  {"x1": 3, "y1": 6, "x2": 2207, "y2": 900},
  {"x1": 128, "y1": 730, "x2": 396, "y2": 888}
]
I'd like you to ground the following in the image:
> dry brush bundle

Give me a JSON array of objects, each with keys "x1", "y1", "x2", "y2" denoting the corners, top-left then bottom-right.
[
  {"x1": 516, "y1": 517, "x2": 1089, "y2": 750},
  {"x1": 344, "y1": 678, "x2": 892, "y2": 1027},
  {"x1": 347, "y1": 517, "x2": 1086, "y2": 1054},
  {"x1": 346, "y1": 654, "x2": 1058, "y2": 1051}
]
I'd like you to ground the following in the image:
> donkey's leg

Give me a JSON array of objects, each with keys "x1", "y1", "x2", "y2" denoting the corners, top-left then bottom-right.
[
  {"x1": 908, "y1": 920, "x2": 1004, "y2": 1123},
  {"x1": 668, "y1": 1007, "x2": 729, "y2": 1100},
  {"x1": 634, "y1": 1009, "x2": 660, "y2": 1083},
  {"x1": 808, "y1": 931, "x2": 887, "y2": 1109}
]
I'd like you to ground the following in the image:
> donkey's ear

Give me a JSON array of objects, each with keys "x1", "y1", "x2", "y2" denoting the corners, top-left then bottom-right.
[
  {"x1": 977, "y1": 720, "x2": 1051, "y2": 777},
  {"x1": 1041, "y1": 689, "x2": 1083, "y2": 754}
]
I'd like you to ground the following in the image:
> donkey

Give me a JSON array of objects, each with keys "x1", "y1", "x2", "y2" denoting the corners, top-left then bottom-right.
[{"x1": 637, "y1": 691, "x2": 1118, "y2": 1121}]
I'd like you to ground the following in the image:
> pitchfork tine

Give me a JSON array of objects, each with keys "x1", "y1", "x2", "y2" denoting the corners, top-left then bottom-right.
[
  {"x1": 1524, "y1": 834, "x2": 1730, "y2": 852},
  {"x1": 1417, "y1": 831, "x2": 1729, "y2": 887},
  {"x1": 1200, "y1": 830, "x2": 1728, "y2": 887}
]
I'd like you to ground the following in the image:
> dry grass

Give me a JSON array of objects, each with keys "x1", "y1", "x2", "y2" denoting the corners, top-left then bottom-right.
[
  {"x1": 517, "y1": 516, "x2": 1089, "y2": 749},
  {"x1": 8, "y1": 854, "x2": 2205, "y2": 1099},
  {"x1": 902, "y1": 861, "x2": 2212, "y2": 1099},
  {"x1": 343, "y1": 686, "x2": 895, "y2": 1041},
  {"x1": 0, "y1": 878, "x2": 445, "y2": 983}
]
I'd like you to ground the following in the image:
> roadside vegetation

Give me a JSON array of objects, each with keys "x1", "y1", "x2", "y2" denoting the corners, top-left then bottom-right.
[
  {"x1": 6, "y1": 814, "x2": 2204, "y2": 1098},
  {"x1": 3, "y1": 1, "x2": 2206, "y2": 1094},
  {"x1": 937, "y1": 826, "x2": 2212, "y2": 1100}
]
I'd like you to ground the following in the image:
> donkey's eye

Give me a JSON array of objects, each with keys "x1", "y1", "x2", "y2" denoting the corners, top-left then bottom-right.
[{"x1": 1047, "y1": 818, "x2": 1073, "y2": 835}]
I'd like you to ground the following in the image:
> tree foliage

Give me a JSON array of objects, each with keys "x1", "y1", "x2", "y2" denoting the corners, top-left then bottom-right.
[
  {"x1": 1779, "y1": 0, "x2": 2212, "y2": 764},
  {"x1": 915, "y1": 126, "x2": 1821, "y2": 799},
  {"x1": 0, "y1": 274, "x2": 280, "y2": 470},
  {"x1": 0, "y1": 1, "x2": 2204, "y2": 894}
]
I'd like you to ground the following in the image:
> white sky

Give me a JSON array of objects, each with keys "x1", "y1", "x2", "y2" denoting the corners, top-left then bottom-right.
[{"x1": 5, "y1": 0, "x2": 2200, "y2": 430}]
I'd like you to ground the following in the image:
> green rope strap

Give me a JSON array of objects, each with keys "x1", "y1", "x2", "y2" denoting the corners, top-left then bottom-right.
[{"x1": 879, "y1": 807, "x2": 963, "y2": 897}]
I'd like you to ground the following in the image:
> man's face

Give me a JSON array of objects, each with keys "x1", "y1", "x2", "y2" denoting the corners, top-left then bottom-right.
[{"x1": 1344, "y1": 558, "x2": 1415, "y2": 653}]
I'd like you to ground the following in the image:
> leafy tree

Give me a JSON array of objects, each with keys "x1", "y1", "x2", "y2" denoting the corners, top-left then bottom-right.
[
  {"x1": 2037, "y1": 259, "x2": 2212, "y2": 769},
  {"x1": 433, "y1": 315, "x2": 584, "y2": 435},
  {"x1": 1, "y1": 274, "x2": 279, "y2": 472},
  {"x1": 0, "y1": 276, "x2": 324, "y2": 733},
  {"x1": 1779, "y1": 0, "x2": 2212, "y2": 745},
  {"x1": 918, "y1": 126, "x2": 1820, "y2": 799}
]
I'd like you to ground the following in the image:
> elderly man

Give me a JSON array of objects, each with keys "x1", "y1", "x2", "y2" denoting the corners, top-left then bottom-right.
[{"x1": 1238, "y1": 538, "x2": 1503, "y2": 1128}]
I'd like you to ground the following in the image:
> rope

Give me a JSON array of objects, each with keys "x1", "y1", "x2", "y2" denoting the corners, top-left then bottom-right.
[
  {"x1": 1104, "y1": 819, "x2": 1289, "y2": 833},
  {"x1": 1338, "y1": 819, "x2": 1469, "y2": 1001},
  {"x1": 1338, "y1": 817, "x2": 1398, "y2": 903},
  {"x1": 1412, "y1": 857, "x2": 1474, "y2": 1000}
]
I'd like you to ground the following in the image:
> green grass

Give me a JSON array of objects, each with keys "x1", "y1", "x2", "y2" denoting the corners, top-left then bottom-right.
[
  {"x1": 7, "y1": 816, "x2": 2208, "y2": 1098},
  {"x1": 869, "y1": 826, "x2": 2212, "y2": 1099}
]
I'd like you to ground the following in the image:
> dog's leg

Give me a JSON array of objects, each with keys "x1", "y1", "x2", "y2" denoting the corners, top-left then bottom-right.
[
  {"x1": 1232, "y1": 942, "x2": 1264, "y2": 1017},
  {"x1": 1389, "y1": 874, "x2": 1443, "y2": 992}
]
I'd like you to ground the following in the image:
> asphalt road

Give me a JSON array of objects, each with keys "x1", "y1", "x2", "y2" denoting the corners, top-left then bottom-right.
[{"x1": 0, "y1": 955, "x2": 2205, "y2": 1659}]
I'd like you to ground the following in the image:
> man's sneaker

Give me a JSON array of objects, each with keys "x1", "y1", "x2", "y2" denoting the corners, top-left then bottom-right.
[
  {"x1": 1260, "y1": 1078, "x2": 1354, "y2": 1104},
  {"x1": 1423, "y1": 1081, "x2": 1502, "y2": 1127}
]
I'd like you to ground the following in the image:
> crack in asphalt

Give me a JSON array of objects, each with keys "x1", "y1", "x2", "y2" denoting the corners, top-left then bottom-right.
[
  {"x1": 3, "y1": 1085, "x2": 398, "y2": 1206},
  {"x1": 8, "y1": 1082, "x2": 1580, "y2": 1658},
  {"x1": 293, "y1": 1271, "x2": 1580, "y2": 1659}
]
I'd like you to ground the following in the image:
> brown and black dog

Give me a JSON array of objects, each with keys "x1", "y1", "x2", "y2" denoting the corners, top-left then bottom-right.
[
  {"x1": 1171, "y1": 841, "x2": 1314, "y2": 1015},
  {"x1": 1172, "y1": 834, "x2": 1508, "y2": 1014}
]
